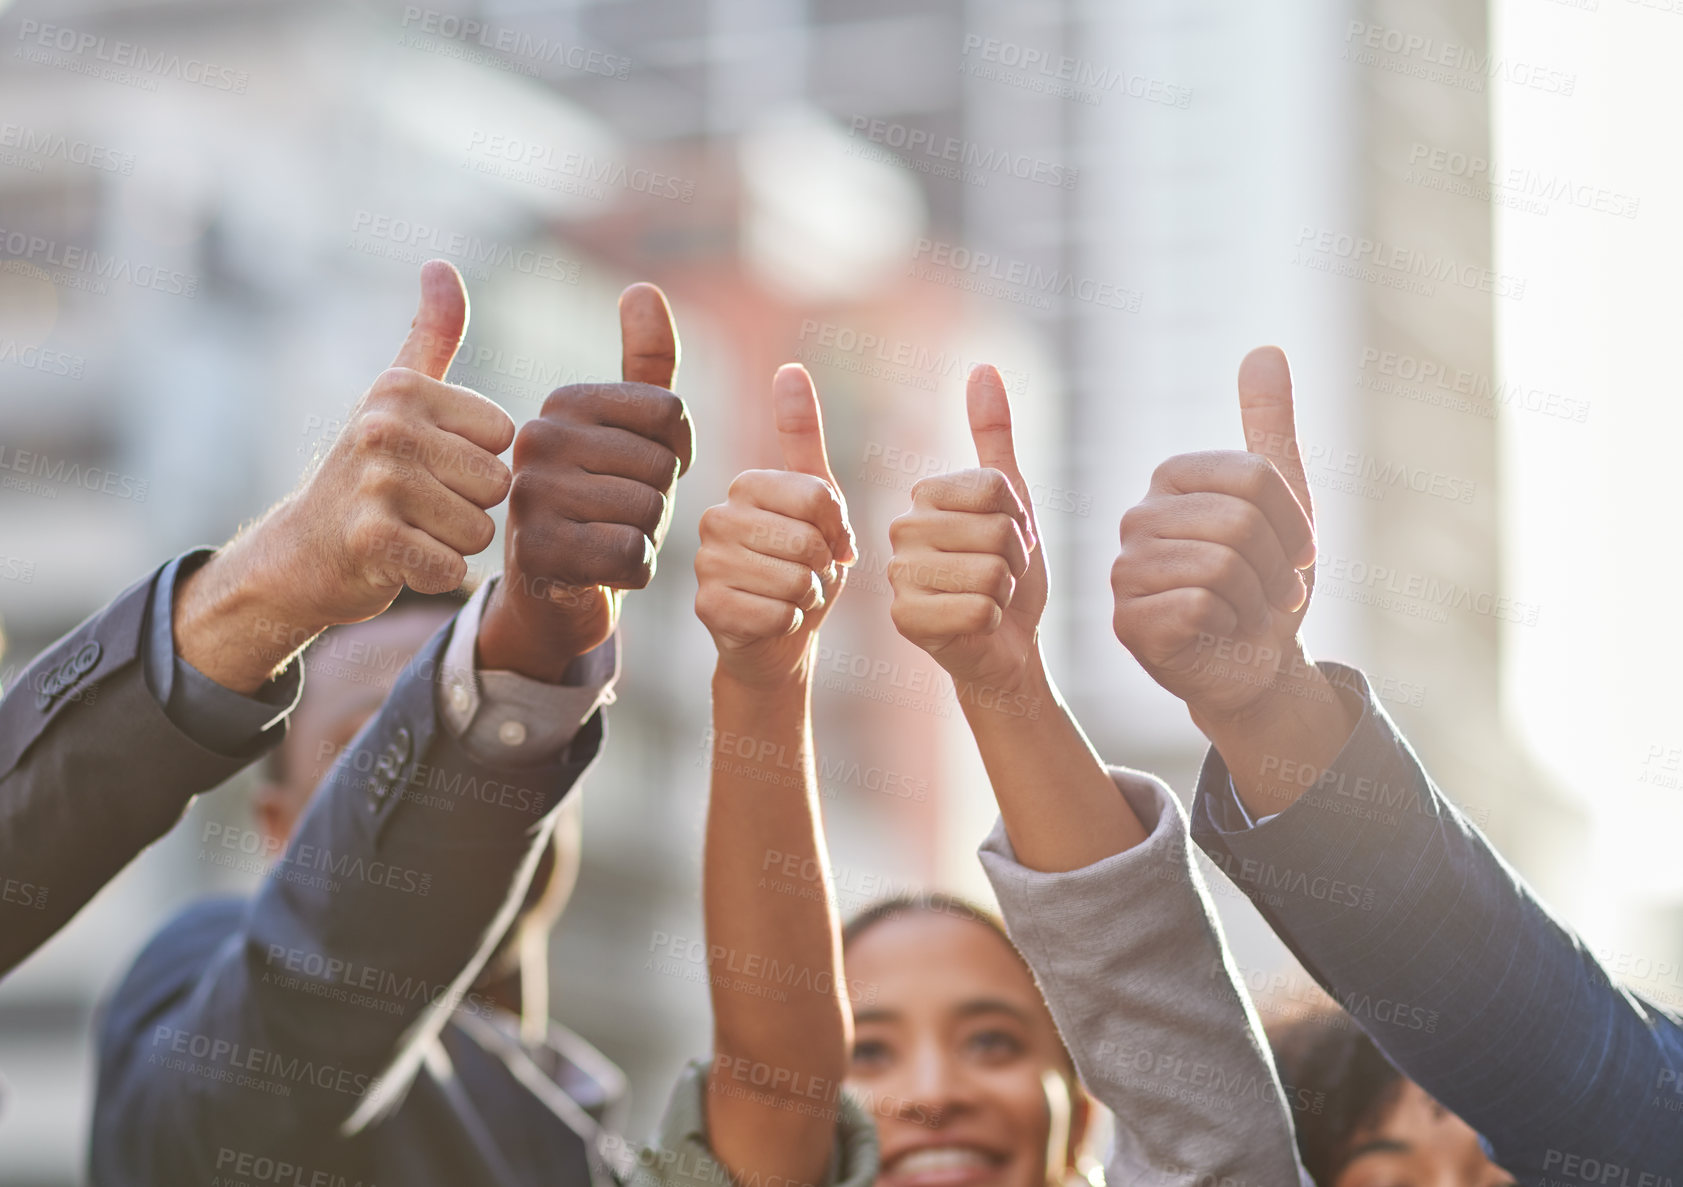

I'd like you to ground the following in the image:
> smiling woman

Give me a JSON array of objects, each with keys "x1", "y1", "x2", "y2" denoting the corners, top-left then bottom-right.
[{"x1": 841, "y1": 895, "x2": 1093, "y2": 1187}]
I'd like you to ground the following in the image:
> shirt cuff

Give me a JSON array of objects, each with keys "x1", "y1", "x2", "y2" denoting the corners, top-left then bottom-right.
[
  {"x1": 436, "y1": 576, "x2": 619, "y2": 767},
  {"x1": 143, "y1": 549, "x2": 304, "y2": 757},
  {"x1": 1230, "y1": 788, "x2": 1279, "y2": 830}
]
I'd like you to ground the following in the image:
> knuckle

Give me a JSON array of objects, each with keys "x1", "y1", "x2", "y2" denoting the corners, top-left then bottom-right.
[
  {"x1": 979, "y1": 556, "x2": 1012, "y2": 591},
  {"x1": 510, "y1": 416, "x2": 559, "y2": 470},
  {"x1": 352, "y1": 410, "x2": 406, "y2": 456},
  {"x1": 1119, "y1": 503, "x2": 1151, "y2": 542},
  {"x1": 540, "y1": 383, "x2": 588, "y2": 418},
  {"x1": 370, "y1": 367, "x2": 419, "y2": 402},
  {"x1": 485, "y1": 457, "x2": 514, "y2": 504},
  {"x1": 1213, "y1": 547, "x2": 1248, "y2": 589},
  {"x1": 698, "y1": 504, "x2": 729, "y2": 542}
]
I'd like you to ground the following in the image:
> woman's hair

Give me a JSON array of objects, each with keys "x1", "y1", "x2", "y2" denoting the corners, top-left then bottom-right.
[
  {"x1": 1268, "y1": 1011, "x2": 1408, "y2": 1185},
  {"x1": 842, "y1": 892, "x2": 1078, "y2": 1082},
  {"x1": 842, "y1": 891, "x2": 1015, "y2": 952}
]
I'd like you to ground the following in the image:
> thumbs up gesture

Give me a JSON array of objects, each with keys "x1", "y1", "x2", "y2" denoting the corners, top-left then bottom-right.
[
  {"x1": 475, "y1": 283, "x2": 696, "y2": 680},
  {"x1": 1110, "y1": 346, "x2": 1320, "y2": 728},
  {"x1": 276, "y1": 259, "x2": 517, "y2": 627},
  {"x1": 886, "y1": 365, "x2": 1046, "y2": 694},
  {"x1": 694, "y1": 364, "x2": 856, "y2": 691}
]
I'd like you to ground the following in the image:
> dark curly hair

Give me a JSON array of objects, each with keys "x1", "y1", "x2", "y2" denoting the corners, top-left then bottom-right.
[{"x1": 1268, "y1": 1010, "x2": 1408, "y2": 1184}]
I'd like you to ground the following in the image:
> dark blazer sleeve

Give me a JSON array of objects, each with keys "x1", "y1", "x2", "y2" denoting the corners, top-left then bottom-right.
[
  {"x1": 0, "y1": 555, "x2": 280, "y2": 976},
  {"x1": 89, "y1": 615, "x2": 605, "y2": 1185},
  {"x1": 1189, "y1": 663, "x2": 1683, "y2": 1185}
]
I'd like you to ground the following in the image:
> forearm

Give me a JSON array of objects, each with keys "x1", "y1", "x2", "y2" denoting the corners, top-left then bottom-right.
[
  {"x1": 960, "y1": 651, "x2": 1146, "y2": 870},
  {"x1": 173, "y1": 504, "x2": 329, "y2": 694},
  {"x1": 703, "y1": 664, "x2": 849, "y2": 1186}
]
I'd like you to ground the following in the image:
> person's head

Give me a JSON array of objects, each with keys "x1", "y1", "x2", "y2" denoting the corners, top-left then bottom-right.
[
  {"x1": 254, "y1": 586, "x2": 585, "y2": 980},
  {"x1": 1270, "y1": 1012, "x2": 1516, "y2": 1187},
  {"x1": 841, "y1": 894, "x2": 1092, "y2": 1187}
]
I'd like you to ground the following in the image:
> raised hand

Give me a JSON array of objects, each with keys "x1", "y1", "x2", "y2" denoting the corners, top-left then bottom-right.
[
  {"x1": 694, "y1": 364, "x2": 856, "y2": 691},
  {"x1": 176, "y1": 260, "x2": 515, "y2": 690},
  {"x1": 886, "y1": 364, "x2": 1045, "y2": 696},
  {"x1": 1110, "y1": 345, "x2": 1321, "y2": 733},
  {"x1": 477, "y1": 283, "x2": 695, "y2": 680}
]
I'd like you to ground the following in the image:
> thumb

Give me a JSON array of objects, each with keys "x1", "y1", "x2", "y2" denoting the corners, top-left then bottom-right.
[
  {"x1": 1236, "y1": 345, "x2": 1314, "y2": 526},
  {"x1": 391, "y1": 260, "x2": 468, "y2": 380},
  {"x1": 620, "y1": 282, "x2": 679, "y2": 389},
  {"x1": 774, "y1": 363, "x2": 855, "y2": 564},
  {"x1": 774, "y1": 363, "x2": 836, "y2": 483},
  {"x1": 966, "y1": 364, "x2": 1037, "y2": 547}
]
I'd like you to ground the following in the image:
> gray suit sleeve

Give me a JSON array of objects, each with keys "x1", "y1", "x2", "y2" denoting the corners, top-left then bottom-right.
[
  {"x1": 0, "y1": 552, "x2": 290, "y2": 976},
  {"x1": 977, "y1": 767, "x2": 1309, "y2": 1187}
]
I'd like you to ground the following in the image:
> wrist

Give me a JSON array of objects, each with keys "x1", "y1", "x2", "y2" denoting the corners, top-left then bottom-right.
[
  {"x1": 476, "y1": 575, "x2": 602, "y2": 682},
  {"x1": 176, "y1": 533, "x2": 324, "y2": 693},
  {"x1": 711, "y1": 657, "x2": 813, "y2": 703},
  {"x1": 950, "y1": 643, "x2": 1049, "y2": 724},
  {"x1": 1191, "y1": 653, "x2": 1361, "y2": 820},
  {"x1": 1189, "y1": 648, "x2": 1332, "y2": 746}
]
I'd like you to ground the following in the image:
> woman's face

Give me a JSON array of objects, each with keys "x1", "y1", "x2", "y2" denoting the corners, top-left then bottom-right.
[
  {"x1": 1332, "y1": 1080, "x2": 1516, "y2": 1187},
  {"x1": 843, "y1": 910, "x2": 1084, "y2": 1187}
]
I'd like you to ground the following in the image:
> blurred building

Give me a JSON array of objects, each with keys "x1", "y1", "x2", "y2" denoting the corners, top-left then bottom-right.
[{"x1": 0, "y1": 0, "x2": 1653, "y2": 1183}]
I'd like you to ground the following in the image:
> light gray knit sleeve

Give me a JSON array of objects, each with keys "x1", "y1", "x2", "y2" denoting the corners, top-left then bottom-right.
[{"x1": 978, "y1": 767, "x2": 1310, "y2": 1187}]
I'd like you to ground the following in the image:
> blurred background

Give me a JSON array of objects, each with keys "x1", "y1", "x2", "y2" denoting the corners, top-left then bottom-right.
[{"x1": 1, "y1": 0, "x2": 1679, "y2": 1180}]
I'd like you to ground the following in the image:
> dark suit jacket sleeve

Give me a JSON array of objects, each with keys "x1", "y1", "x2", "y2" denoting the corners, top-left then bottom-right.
[
  {"x1": 0, "y1": 551, "x2": 294, "y2": 976},
  {"x1": 90, "y1": 615, "x2": 604, "y2": 1184},
  {"x1": 1189, "y1": 663, "x2": 1683, "y2": 1185}
]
